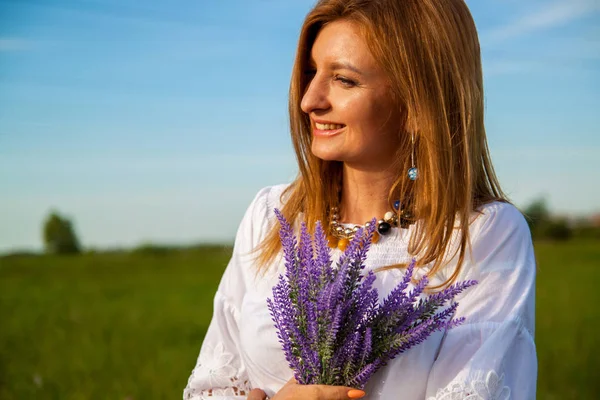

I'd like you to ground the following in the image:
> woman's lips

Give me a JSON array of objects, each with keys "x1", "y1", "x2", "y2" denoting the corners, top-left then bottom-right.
[{"x1": 312, "y1": 122, "x2": 346, "y2": 137}]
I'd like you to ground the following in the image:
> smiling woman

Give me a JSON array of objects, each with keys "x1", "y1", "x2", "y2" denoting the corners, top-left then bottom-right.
[
  {"x1": 301, "y1": 20, "x2": 402, "y2": 170},
  {"x1": 183, "y1": 0, "x2": 536, "y2": 399}
]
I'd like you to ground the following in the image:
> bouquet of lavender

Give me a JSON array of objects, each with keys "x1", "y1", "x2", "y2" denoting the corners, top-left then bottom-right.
[{"x1": 267, "y1": 209, "x2": 477, "y2": 389}]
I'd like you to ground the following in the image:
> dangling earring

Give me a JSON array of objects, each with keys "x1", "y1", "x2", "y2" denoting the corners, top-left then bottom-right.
[
  {"x1": 408, "y1": 132, "x2": 418, "y2": 181},
  {"x1": 398, "y1": 132, "x2": 417, "y2": 229}
]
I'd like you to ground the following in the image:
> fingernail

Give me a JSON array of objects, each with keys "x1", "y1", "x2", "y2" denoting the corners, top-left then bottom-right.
[{"x1": 348, "y1": 389, "x2": 366, "y2": 399}]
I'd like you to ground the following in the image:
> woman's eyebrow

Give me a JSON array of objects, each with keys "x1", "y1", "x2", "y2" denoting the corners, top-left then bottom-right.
[
  {"x1": 329, "y1": 61, "x2": 364, "y2": 75},
  {"x1": 307, "y1": 58, "x2": 364, "y2": 76}
]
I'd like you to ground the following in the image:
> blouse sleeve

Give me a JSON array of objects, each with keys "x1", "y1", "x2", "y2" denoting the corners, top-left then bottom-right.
[
  {"x1": 425, "y1": 203, "x2": 537, "y2": 400},
  {"x1": 183, "y1": 187, "x2": 273, "y2": 400}
]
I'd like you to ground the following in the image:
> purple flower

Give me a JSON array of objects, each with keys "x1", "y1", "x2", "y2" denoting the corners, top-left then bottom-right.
[{"x1": 268, "y1": 209, "x2": 478, "y2": 388}]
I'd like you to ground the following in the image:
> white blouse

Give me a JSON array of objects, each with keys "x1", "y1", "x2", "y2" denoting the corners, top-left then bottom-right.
[{"x1": 183, "y1": 184, "x2": 537, "y2": 400}]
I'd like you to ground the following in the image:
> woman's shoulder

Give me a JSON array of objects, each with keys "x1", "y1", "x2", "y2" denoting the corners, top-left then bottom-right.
[
  {"x1": 471, "y1": 200, "x2": 530, "y2": 240},
  {"x1": 256, "y1": 183, "x2": 292, "y2": 209},
  {"x1": 465, "y1": 200, "x2": 535, "y2": 277},
  {"x1": 239, "y1": 183, "x2": 292, "y2": 247},
  {"x1": 247, "y1": 183, "x2": 292, "y2": 219}
]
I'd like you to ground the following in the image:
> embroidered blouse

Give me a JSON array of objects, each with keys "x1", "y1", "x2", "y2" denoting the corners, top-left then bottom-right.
[{"x1": 184, "y1": 184, "x2": 537, "y2": 400}]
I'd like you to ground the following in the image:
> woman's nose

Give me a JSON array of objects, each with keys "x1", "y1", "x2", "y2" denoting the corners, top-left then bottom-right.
[{"x1": 300, "y1": 76, "x2": 330, "y2": 114}]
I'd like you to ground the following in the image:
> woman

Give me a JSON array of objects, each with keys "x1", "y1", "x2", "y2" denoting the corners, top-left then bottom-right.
[{"x1": 184, "y1": 0, "x2": 537, "y2": 399}]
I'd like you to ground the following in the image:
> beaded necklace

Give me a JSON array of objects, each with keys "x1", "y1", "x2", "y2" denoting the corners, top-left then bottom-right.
[{"x1": 327, "y1": 200, "x2": 414, "y2": 250}]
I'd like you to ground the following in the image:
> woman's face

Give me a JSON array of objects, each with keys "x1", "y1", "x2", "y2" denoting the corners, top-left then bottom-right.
[{"x1": 301, "y1": 19, "x2": 402, "y2": 170}]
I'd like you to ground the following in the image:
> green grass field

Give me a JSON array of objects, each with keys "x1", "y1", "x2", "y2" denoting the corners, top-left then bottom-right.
[{"x1": 1, "y1": 241, "x2": 598, "y2": 399}]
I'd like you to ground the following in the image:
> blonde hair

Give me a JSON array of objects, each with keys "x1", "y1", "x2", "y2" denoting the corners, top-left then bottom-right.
[{"x1": 256, "y1": 0, "x2": 506, "y2": 289}]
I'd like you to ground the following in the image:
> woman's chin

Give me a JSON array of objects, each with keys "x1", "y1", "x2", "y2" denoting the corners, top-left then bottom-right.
[
  {"x1": 311, "y1": 143, "x2": 347, "y2": 162},
  {"x1": 311, "y1": 150, "x2": 345, "y2": 163}
]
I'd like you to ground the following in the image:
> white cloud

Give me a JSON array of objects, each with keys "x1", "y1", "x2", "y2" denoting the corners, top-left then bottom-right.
[{"x1": 482, "y1": 0, "x2": 600, "y2": 44}]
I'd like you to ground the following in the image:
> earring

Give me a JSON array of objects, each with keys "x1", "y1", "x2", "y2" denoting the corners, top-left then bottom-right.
[{"x1": 408, "y1": 132, "x2": 418, "y2": 181}]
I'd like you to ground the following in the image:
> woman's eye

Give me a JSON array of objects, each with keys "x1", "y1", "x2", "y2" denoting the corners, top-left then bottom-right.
[{"x1": 335, "y1": 75, "x2": 357, "y2": 87}]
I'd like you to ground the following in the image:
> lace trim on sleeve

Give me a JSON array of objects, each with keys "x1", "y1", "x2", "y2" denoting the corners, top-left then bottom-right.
[
  {"x1": 183, "y1": 342, "x2": 252, "y2": 399},
  {"x1": 427, "y1": 370, "x2": 510, "y2": 400},
  {"x1": 184, "y1": 380, "x2": 250, "y2": 399}
]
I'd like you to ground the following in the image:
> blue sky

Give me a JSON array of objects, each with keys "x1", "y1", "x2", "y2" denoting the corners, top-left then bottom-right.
[{"x1": 0, "y1": 0, "x2": 598, "y2": 252}]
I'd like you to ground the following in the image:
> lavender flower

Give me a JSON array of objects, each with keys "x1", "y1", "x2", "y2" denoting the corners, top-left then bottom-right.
[{"x1": 268, "y1": 209, "x2": 477, "y2": 389}]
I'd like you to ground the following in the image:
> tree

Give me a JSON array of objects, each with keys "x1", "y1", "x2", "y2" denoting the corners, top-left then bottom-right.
[
  {"x1": 522, "y1": 198, "x2": 550, "y2": 234},
  {"x1": 522, "y1": 198, "x2": 572, "y2": 241},
  {"x1": 540, "y1": 218, "x2": 572, "y2": 241},
  {"x1": 42, "y1": 211, "x2": 82, "y2": 254}
]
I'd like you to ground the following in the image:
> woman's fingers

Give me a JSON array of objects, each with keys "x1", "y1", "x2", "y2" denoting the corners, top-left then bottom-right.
[
  {"x1": 314, "y1": 385, "x2": 366, "y2": 400},
  {"x1": 346, "y1": 389, "x2": 366, "y2": 399},
  {"x1": 247, "y1": 388, "x2": 267, "y2": 400},
  {"x1": 272, "y1": 377, "x2": 366, "y2": 400}
]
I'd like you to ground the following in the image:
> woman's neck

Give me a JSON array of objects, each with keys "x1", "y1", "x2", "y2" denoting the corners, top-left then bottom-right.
[{"x1": 339, "y1": 163, "x2": 396, "y2": 225}]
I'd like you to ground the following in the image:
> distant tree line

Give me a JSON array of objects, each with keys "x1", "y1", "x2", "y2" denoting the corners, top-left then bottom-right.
[
  {"x1": 522, "y1": 198, "x2": 600, "y2": 241},
  {"x1": 39, "y1": 200, "x2": 599, "y2": 255},
  {"x1": 40, "y1": 211, "x2": 231, "y2": 256}
]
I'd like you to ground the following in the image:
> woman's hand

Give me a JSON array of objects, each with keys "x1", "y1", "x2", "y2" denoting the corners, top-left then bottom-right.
[
  {"x1": 247, "y1": 378, "x2": 366, "y2": 400},
  {"x1": 247, "y1": 388, "x2": 268, "y2": 400}
]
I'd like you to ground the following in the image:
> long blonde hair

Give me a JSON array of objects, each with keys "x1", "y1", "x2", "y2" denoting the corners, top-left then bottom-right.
[{"x1": 256, "y1": 0, "x2": 506, "y2": 289}]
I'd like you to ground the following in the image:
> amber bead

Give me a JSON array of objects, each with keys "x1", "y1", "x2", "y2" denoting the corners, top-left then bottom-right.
[
  {"x1": 371, "y1": 231, "x2": 380, "y2": 244},
  {"x1": 337, "y1": 238, "x2": 349, "y2": 251},
  {"x1": 327, "y1": 235, "x2": 339, "y2": 248}
]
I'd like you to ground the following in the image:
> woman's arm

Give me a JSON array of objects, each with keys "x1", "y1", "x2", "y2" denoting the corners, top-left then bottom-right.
[
  {"x1": 426, "y1": 203, "x2": 537, "y2": 400},
  {"x1": 183, "y1": 187, "x2": 272, "y2": 400}
]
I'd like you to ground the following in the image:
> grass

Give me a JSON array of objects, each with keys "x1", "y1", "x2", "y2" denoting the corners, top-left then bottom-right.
[
  {"x1": 0, "y1": 241, "x2": 598, "y2": 399},
  {"x1": 534, "y1": 241, "x2": 600, "y2": 399}
]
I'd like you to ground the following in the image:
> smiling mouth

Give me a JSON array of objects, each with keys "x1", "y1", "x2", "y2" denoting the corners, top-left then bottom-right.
[
  {"x1": 315, "y1": 122, "x2": 345, "y2": 130},
  {"x1": 313, "y1": 122, "x2": 346, "y2": 137}
]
